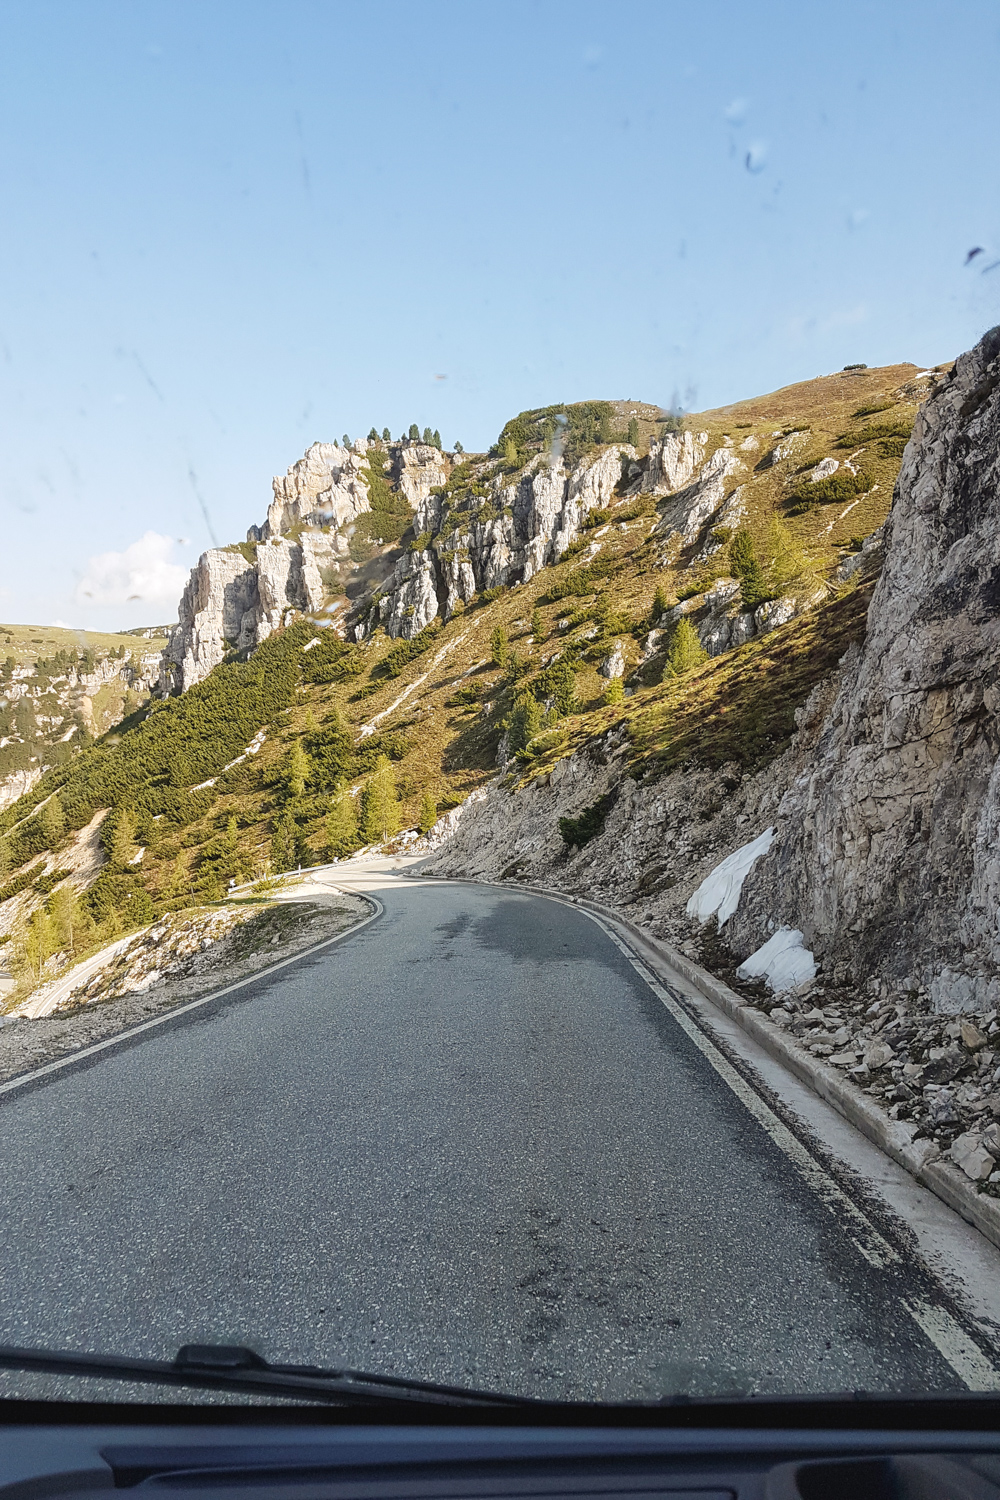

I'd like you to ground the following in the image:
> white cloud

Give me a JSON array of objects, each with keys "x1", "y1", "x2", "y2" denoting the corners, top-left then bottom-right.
[{"x1": 75, "y1": 530, "x2": 188, "y2": 608}]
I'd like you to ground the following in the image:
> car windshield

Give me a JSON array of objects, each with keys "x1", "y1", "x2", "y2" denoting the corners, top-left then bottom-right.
[{"x1": 0, "y1": 0, "x2": 999, "y2": 1408}]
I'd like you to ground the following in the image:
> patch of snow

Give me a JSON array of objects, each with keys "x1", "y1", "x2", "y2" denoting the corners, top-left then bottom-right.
[
  {"x1": 737, "y1": 926, "x2": 816, "y2": 993},
  {"x1": 686, "y1": 827, "x2": 775, "y2": 927}
]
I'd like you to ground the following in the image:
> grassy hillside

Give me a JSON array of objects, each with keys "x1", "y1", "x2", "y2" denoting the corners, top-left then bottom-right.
[
  {"x1": 0, "y1": 358, "x2": 945, "y2": 998},
  {"x1": 0, "y1": 623, "x2": 168, "y2": 793}
]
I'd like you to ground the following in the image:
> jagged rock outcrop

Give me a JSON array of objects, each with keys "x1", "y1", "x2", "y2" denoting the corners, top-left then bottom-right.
[
  {"x1": 258, "y1": 441, "x2": 373, "y2": 539},
  {"x1": 654, "y1": 444, "x2": 742, "y2": 546},
  {"x1": 642, "y1": 429, "x2": 707, "y2": 494},
  {"x1": 164, "y1": 437, "x2": 458, "y2": 688},
  {"x1": 160, "y1": 532, "x2": 347, "y2": 692},
  {"x1": 726, "y1": 327, "x2": 1000, "y2": 1008},
  {"x1": 371, "y1": 445, "x2": 634, "y2": 640}
]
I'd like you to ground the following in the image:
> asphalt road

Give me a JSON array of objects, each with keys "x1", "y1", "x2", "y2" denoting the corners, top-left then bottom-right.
[{"x1": 0, "y1": 873, "x2": 986, "y2": 1401}]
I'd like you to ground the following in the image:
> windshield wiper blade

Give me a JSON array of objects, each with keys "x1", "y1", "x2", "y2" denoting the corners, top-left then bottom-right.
[{"x1": 0, "y1": 1342, "x2": 533, "y2": 1407}]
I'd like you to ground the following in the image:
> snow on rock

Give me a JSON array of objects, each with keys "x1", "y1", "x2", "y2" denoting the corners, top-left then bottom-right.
[
  {"x1": 737, "y1": 926, "x2": 817, "y2": 993},
  {"x1": 686, "y1": 827, "x2": 775, "y2": 927}
]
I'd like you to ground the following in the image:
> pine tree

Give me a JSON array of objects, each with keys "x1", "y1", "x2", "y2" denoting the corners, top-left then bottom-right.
[
  {"x1": 286, "y1": 741, "x2": 310, "y2": 800},
  {"x1": 23, "y1": 907, "x2": 55, "y2": 981},
  {"x1": 109, "y1": 808, "x2": 137, "y2": 870},
  {"x1": 49, "y1": 883, "x2": 89, "y2": 960},
  {"x1": 167, "y1": 851, "x2": 188, "y2": 899},
  {"x1": 0, "y1": 838, "x2": 10, "y2": 884},
  {"x1": 651, "y1": 583, "x2": 669, "y2": 623},
  {"x1": 507, "y1": 693, "x2": 542, "y2": 754},
  {"x1": 490, "y1": 624, "x2": 509, "y2": 667},
  {"x1": 361, "y1": 755, "x2": 401, "y2": 843},
  {"x1": 408, "y1": 423, "x2": 420, "y2": 442},
  {"x1": 271, "y1": 809, "x2": 297, "y2": 872},
  {"x1": 382, "y1": 426, "x2": 391, "y2": 441},
  {"x1": 730, "y1": 528, "x2": 770, "y2": 609},
  {"x1": 342, "y1": 433, "x2": 351, "y2": 447},
  {"x1": 603, "y1": 676, "x2": 624, "y2": 705},
  {"x1": 552, "y1": 660, "x2": 578, "y2": 717},
  {"x1": 454, "y1": 440, "x2": 464, "y2": 454},
  {"x1": 39, "y1": 794, "x2": 65, "y2": 845},
  {"x1": 326, "y1": 782, "x2": 359, "y2": 859},
  {"x1": 432, "y1": 429, "x2": 442, "y2": 449},
  {"x1": 421, "y1": 426, "x2": 433, "y2": 445},
  {"x1": 530, "y1": 607, "x2": 543, "y2": 640},
  {"x1": 368, "y1": 426, "x2": 378, "y2": 441},
  {"x1": 627, "y1": 416, "x2": 640, "y2": 447},
  {"x1": 417, "y1": 791, "x2": 437, "y2": 835},
  {"x1": 664, "y1": 617, "x2": 707, "y2": 677}
]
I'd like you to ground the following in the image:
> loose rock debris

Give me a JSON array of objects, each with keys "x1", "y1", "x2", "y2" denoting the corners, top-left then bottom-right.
[{"x1": 699, "y1": 923, "x2": 1000, "y2": 1196}]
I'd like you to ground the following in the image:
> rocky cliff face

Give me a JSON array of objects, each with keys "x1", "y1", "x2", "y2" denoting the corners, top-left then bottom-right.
[
  {"x1": 159, "y1": 532, "x2": 352, "y2": 693},
  {"x1": 728, "y1": 326, "x2": 1000, "y2": 1009},
  {"x1": 257, "y1": 440, "x2": 374, "y2": 539},
  {"x1": 427, "y1": 329, "x2": 1000, "y2": 1014},
  {"x1": 162, "y1": 437, "x2": 455, "y2": 690},
  {"x1": 369, "y1": 444, "x2": 636, "y2": 640}
]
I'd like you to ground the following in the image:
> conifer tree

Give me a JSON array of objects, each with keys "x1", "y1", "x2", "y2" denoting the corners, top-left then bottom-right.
[
  {"x1": 552, "y1": 659, "x2": 578, "y2": 717},
  {"x1": 432, "y1": 429, "x2": 442, "y2": 449},
  {"x1": 507, "y1": 693, "x2": 542, "y2": 755},
  {"x1": 603, "y1": 676, "x2": 624, "y2": 705},
  {"x1": 530, "y1": 607, "x2": 543, "y2": 640},
  {"x1": 49, "y1": 884, "x2": 89, "y2": 960},
  {"x1": 286, "y1": 741, "x2": 310, "y2": 800},
  {"x1": 39, "y1": 794, "x2": 65, "y2": 845},
  {"x1": 108, "y1": 808, "x2": 137, "y2": 870},
  {"x1": 382, "y1": 426, "x2": 391, "y2": 441},
  {"x1": 342, "y1": 433, "x2": 351, "y2": 447},
  {"x1": 490, "y1": 624, "x2": 509, "y2": 668},
  {"x1": 664, "y1": 617, "x2": 707, "y2": 677},
  {"x1": 422, "y1": 426, "x2": 433, "y2": 445},
  {"x1": 271, "y1": 809, "x2": 297, "y2": 872},
  {"x1": 326, "y1": 782, "x2": 359, "y2": 859},
  {"x1": 730, "y1": 528, "x2": 770, "y2": 609},
  {"x1": 408, "y1": 423, "x2": 420, "y2": 441},
  {"x1": 651, "y1": 584, "x2": 669, "y2": 622},
  {"x1": 417, "y1": 791, "x2": 437, "y2": 836},
  {"x1": 368, "y1": 426, "x2": 378, "y2": 441},
  {"x1": 360, "y1": 755, "x2": 401, "y2": 844},
  {"x1": 22, "y1": 907, "x2": 55, "y2": 981},
  {"x1": 627, "y1": 416, "x2": 640, "y2": 446},
  {"x1": 454, "y1": 440, "x2": 463, "y2": 454}
]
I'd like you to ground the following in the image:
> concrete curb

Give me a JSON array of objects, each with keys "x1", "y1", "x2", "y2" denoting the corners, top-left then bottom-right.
[{"x1": 447, "y1": 873, "x2": 1000, "y2": 1256}]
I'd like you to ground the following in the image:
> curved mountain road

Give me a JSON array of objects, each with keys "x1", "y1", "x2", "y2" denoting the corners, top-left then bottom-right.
[{"x1": 0, "y1": 868, "x2": 994, "y2": 1402}]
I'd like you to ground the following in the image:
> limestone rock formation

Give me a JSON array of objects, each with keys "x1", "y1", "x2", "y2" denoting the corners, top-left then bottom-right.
[
  {"x1": 728, "y1": 326, "x2": 1000, "y2": 1007},
  {"x1": 368, "y1": 445, "x2": 635, "y2": 641},
  {"x1": 259, "y1": 441, "x2": 373, "y2": 539},
  {"x1": 160, "y1": 532, "x2": 347, "y2": 692}
]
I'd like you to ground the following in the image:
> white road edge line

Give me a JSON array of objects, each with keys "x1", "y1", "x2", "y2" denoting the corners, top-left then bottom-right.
[
  {"x1": 0, "y1": 894, "x2": 383, "y2": 1102},
  {"x1": 905, "y1": 1300, "x2": 1000, "y2": 1392},
  {"x1": 555, "y1": 897, "x2": 1000, "y2": 1392}
]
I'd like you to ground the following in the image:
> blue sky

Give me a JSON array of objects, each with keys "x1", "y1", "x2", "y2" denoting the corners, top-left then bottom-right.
[{"x1": 1, "y1": 0, "x2": 998, "y2": 631}]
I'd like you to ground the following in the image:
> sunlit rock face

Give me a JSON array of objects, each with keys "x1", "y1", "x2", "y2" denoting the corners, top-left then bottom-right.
[
  {"x1": 372, "y1": 445, "x2": 635, "y2": 641},
  {"x1": 260, "y1": 441, "x2": 373, "y2": 538},
  {"x1": 729, "y1": 325, "x2": 1000, "y2": 1007},
  {"x1": 160, "y1": 532, "x2": 348, "y2": 692}
]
